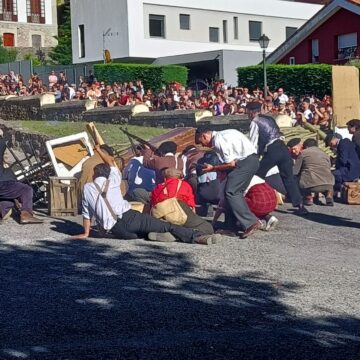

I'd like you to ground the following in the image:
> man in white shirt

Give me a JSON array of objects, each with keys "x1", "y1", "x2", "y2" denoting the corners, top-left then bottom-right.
[
  {"x1": 73, "y1": 145, "x2": 218, "y2": 245},
  {"x1": 195, "y1": 127, "x2": 261, "y2": 239},
  {"x1": 277, "y1": 88, "x2": 289, "y2": 105}
]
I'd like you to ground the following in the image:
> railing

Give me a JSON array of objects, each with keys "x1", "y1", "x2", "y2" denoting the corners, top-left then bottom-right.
[
  {"x1": 337, "y1": 46, "x2": 358, "y2": 60},
  {"x1": 3, "y1": 11, "x2": 13, "y2": 21},
  {"x1": 31, "y1": 13, "x2": 40, "y2": 23}
]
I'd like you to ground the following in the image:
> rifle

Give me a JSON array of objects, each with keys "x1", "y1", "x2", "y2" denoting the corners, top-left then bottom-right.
[{"x1": 120, "y1": 128, "x2": 158, "y2": 154}]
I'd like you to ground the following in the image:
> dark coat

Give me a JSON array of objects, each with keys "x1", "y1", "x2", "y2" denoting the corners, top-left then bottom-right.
[
  {"x1": 335, "y1": 138, "x2": 360, "y2": 182},
  {"x1": 0, "y1": 139, "x2": 16, "y2": 182}
]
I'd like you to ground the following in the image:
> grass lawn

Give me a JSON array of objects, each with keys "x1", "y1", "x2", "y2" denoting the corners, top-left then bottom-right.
[{"x1": 19, "y1": 121, "x2": 168, "y2": 148}]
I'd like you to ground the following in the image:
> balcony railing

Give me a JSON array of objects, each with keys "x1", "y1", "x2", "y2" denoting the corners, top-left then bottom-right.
[
  {"x1": 31, "y1": 13, "x2": 40, "y2": 23},
  {"x1": 337, "y1": 46, "x2": 358, "y2": 60},
  {"x1": 3, "y1": 11, "x2": 14, "y2": 21}
]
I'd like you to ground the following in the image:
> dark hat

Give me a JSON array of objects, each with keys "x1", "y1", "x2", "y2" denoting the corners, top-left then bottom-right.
[
  {"x1": 286, "y1": 138, "x2": 301, "y2": 148},
  {"x1": 246, "y1": 102, "x2": 262, "y2": 111},
  {"x1": 158, "y1": 141, "x2": 177, "y2": 155}
]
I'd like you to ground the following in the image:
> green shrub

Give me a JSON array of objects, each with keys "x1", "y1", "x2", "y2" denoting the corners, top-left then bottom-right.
[
  {"x1": 94, "y1": 63, "x2": 188, "y2": 91},
  {"x1": 237, "y1": 64, "x2": 333, "y2": 97}
]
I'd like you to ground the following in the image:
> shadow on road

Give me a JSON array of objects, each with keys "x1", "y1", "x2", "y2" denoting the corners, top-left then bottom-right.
[{"x1": 0, "y1": 240, "x2": 359, "y2": 359}]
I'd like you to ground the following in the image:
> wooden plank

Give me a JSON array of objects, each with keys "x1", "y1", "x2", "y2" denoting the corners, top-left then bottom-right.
[{"x1": 332, "y1": 65, "x2": 360, "y2": 128}]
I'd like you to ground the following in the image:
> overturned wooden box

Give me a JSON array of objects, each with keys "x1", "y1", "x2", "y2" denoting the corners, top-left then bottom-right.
[{"x1": 48, "y1": 177, "x2": 78, "y2": 216}]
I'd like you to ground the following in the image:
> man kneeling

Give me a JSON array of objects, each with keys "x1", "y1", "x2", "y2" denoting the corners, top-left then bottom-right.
[{"x1": 73, "y1": 145, "x2": 217, "y2": 245}]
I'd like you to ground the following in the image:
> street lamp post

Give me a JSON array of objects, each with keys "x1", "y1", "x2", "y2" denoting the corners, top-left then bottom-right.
[{"x1": 258, "y1": 34, "x2": 270, "y2": 97}]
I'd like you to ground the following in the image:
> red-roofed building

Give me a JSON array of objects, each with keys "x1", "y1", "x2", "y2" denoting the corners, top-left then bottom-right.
[{"x1": 267, "y1": 0, "x2": 360, "y2": 64}]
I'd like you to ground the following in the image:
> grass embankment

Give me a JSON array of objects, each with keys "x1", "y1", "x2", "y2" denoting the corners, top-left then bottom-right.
[{"x1": 19, "y1": 121, "x2": 168, "y2": 148}]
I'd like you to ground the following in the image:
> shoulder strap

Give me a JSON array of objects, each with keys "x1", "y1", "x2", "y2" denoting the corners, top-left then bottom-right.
[
  {"x1": 94, "y1": 180, "x2": 117, "y2": 221},
  {"x1": 175, "y1": 156, "x2": 178, "y2": 169},
  {"x1": 175, "y1": 180, "x2": 182, "y2": 195}
]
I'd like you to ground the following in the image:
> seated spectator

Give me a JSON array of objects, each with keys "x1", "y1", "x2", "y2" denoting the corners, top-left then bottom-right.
[
  {"x1": 0, "y1": 138, "x2": 43, "y2": 224},
  {"x1": 151, "y1": 167, "x2": 214, "y2": 236},
  {"x1": 293, "y1": 138, "x2": 335, "y2": 206},
  {"x1": 142, "y1": 141, "x2": 184, "y2": 184},
  {"x1": 325, "y1": 133, "x2": 360, "y2": 189}
]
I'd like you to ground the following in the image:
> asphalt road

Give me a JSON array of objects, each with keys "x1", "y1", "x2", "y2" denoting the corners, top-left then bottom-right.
[{"x1": 0, "y1": 202, "x2": 359, "y2": 359}]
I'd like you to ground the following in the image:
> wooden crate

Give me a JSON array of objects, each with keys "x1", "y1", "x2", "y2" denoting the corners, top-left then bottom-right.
[
  {"x1": 342, "y1": 182, "x2": 360, "y2": 205},
  {"x1": 48, "y1": 177, "x2": 78, "y2": 216}
]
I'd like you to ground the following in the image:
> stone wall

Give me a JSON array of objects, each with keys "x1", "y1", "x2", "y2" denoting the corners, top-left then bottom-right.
[
  {"x1": 0, "y1": 95, "x2": 251, "y2": 132},
  {"x1": 0, "y1": 121, "x2": 50, "y2": 157}
]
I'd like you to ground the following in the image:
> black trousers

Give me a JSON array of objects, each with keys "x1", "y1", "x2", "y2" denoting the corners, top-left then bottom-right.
[
  {"x1": 197, "y1": 179, "x2": 221, "y2": 205},
  {"x1": 257, "y1": 140, "x2": 302, "y2": 207},
  {"x1": 224, "y1": 154, "x2": 259, "y2": 230},
  {"x1": 111, "y1": 209, "x2": 197, "y2": 242}
]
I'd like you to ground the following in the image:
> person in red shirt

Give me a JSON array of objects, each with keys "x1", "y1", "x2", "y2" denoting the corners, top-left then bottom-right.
[{"x1": 151, "y1": 167, "x2": 214, "y2": 236}]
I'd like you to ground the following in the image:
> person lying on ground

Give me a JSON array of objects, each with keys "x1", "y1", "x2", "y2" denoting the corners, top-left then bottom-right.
[
  {"x1": 150, "y1": 167, "x2": 214, "y2": 236},
  {"x1": 72, "y1": 145, "x2": 220, "y2": 245}
]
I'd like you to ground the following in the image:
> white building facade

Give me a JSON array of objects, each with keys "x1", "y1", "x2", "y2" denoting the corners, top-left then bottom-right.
[
  {"x1": 0, "y1": 0, "x2": 57, "y2": 55},
  {"x1": 71, "y1": 0, "x2": 322, "y2": 85}
]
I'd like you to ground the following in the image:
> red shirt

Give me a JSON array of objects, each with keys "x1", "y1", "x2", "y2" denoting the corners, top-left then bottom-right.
[{"x1": 151, "y1": 178, "x2": 195, "y2": 208}]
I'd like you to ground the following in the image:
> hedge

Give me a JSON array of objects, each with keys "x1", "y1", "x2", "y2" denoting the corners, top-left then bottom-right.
[
  {"x1": 237, "y1": 64, "x2": 333, "y2": 97},
  {"x1": 94, "y1": 63, "x2": 188, "y2": 91}
]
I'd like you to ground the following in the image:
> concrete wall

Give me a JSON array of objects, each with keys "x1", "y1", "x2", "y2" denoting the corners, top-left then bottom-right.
[
  {"x1": 71, "y1": 0, "x2": 129, "y2": 63},
  {"x1": 71, "y1": 0, "x2": 322, "y2": 63}
]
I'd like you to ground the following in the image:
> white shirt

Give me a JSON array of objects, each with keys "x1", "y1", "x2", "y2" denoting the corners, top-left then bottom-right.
[
  {"x1": 278, "y1": 93, "x2": 289, "y2": 104},
  {"x1": 212, "y1": 130, "x2": 257, "y2": 163},
  {"x1": 82, "y1": 167, "x2": 131, "y2": 231}
]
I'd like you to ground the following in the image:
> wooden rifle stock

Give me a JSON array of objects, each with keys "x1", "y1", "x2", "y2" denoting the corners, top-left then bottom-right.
[{"x1": 120, "y1": 128, "x2": 158, "y2": 153}]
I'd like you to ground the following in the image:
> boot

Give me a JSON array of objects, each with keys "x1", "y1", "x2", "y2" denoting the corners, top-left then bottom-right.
[
  {"x1": 325, "y1": 190, "x2": 334, "y2": 206},
  {"x1": 148, "y1": 232, "x2": 176, "y2": 242},
  {"x1": 20, "y1": 210, "x2": 43, "y2": 224},
  {"x1": 193, "y1": 234, "x2": 213, "y2": 245},
  {"x1": 303, "y1": 194, "x2": 314, "y2": 206}
]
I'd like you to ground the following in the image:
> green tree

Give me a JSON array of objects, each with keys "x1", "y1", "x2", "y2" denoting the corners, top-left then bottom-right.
[
  {"x1": 49, "y1": 0, "x2": 72, "y2": 64},
  {"x1": 0, "y1": 38, "x2": 17, "y2": 64}
]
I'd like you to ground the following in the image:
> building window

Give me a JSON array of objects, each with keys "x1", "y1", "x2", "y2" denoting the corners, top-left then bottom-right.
[
  {"x1": 249, "y1": 21, "x2": 262, "y2": 41},
  {"x1": 311, "y1": 39, "x2": 319, "y2": 63},
  {"x1": 26, "y1": 0, "x2": 45, "y2": 24},
  {"x1": 286, "y1": 27, "x2": 297, "y2": 39},
  {"x1": 179, "y1": 14, "x2": 190, "y2": 30},
  {"x1": 338, "y1": 33, "x2": 357, "y2": 60},
  {"x1": 0, "y1": 0, "x2": 18, "y2": 21},
  {"x1": 233, "y1": 17, "x2": 238, "y2": 40},
  {"x1": 78, "y1": 24, "x2": 85, "y2": 58},
  {"x1": 149, "y1": 14, "x2": 165, "y2": 38},
  {"x1": 223, "y1": 20, "x2": 228, "y2": 43},
  {"x1": 289, "y1": 57, "x2": 296, "y2": 65},
  {"x1": 209, "y1": 27, "x2": 219, "y2": 43},
  {"x1": 3, "y1": 32, "x2": 14, "y2": 47},
  {"x1": 32, "y1": 34, "x2": 41, "y2": 48}
]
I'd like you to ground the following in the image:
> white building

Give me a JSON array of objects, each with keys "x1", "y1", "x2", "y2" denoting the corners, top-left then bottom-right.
[
  {"x1": 71, "y1": 0, "x2": 322, "y2": 85},
  {"x1": 0, "y1": 0, "x2": 57, "y2": 55}
]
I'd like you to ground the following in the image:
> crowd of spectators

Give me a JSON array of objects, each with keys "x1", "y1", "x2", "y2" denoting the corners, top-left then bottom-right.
[{"x1": 0, "y1": 70, "x2": 333, "y2": 129}]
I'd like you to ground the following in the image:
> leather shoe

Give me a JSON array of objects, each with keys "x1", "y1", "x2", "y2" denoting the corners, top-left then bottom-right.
[
  {"x1": 20, "y1": 211, "x2": 43, "y2": 224},
  {"x1": 240, "y1": 221, "x2": 262, "y2": 239}
]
